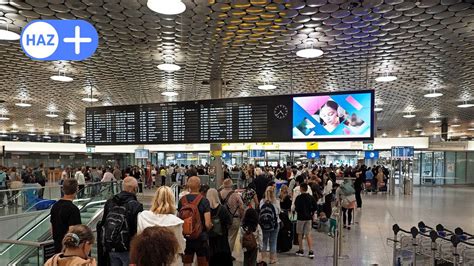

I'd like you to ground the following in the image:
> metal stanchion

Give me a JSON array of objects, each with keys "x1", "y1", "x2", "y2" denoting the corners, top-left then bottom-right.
[{"x1": 332, "y1": 204, "x2": 349, "y2": 265}]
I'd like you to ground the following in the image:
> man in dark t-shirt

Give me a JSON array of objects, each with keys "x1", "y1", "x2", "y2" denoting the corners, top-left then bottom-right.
[
  {"x1": 178, "y1": 176, "x2": 212, "y2": 266},
  {"x1": 50, "y1": 179, "x2": 81, "y2": 253}
]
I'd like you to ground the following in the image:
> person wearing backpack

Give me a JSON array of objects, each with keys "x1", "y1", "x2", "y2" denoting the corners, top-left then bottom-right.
[
  {"x1": 101, "y1": 176, "x2": 143, "y2": 266},
  {"x1": 206, "y1": 188, "x2": 233, "y2": 266},
  {"x1": 259, "y1": 186, "x2": 280, "y2": 264},
  {"x1": 335, "y1": 181, "x2": 356, "y2": 230},
  {"x1": 219, "y1": 179, "x2": 245, "y2": 254},
  {"x1": 294, "y1": 182, "x2": 317, "y2": 259},
  {"x1": 34, "y1": 163, "x2": 47, "y2": 198},
  {"x1": 178, "y1": 176, "x2": 213, "y2": 266},
  {"x1": 240, "y1": 208, "x2": 262, "y2": 266}
]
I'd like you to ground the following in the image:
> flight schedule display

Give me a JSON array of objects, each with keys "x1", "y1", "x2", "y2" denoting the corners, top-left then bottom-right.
[{"x1": 85, "y1": 90, "x2": 374, "y2": 145}]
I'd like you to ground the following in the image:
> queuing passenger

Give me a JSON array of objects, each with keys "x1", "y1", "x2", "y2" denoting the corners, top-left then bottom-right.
[
  {"x1": 50, "y1": 179, "x2": 82, "y2": 253},
  {"x1": 294, "y1": 183, "x2": 317, "y2": 259},
  {"x1": 219, "y1": 179, "x2": 245, "y2": 254},
  {"x1": 200, "y1": 184, "x2": 210, "y2": 197},
  {"x1": 101, "y1": 168, "x2": 115, "y2": 182},
  {"x1": 354, "y1": 171, "x2": 364, "y2": 208},
  {"x1": 130, "y1": 226, "x2": 180, "y2": 266},
  {"x1": 259, "y1": 186, "x2": 280, "y2": 264},
  {"x1": 45, "y1": 224, "x2": 96, "y2": 266},
  {"x1": 160, "y1": 166, "x2": 167, "y2": 186},
  {"x1": 206, "y1": 188, "x2": 233, "y2": 265},
  {"x1": 240, "y1": 208, "x2": 262, "y2": 266},
  {"x1": 178, "y1": 176, "x2": 212, "y2": 266},
  {"x1": 74, "y1": 167, "x2": 86, "y2": 198},
  {"x1": 241, "y1": 183, "x2": 259, "y2": 210},
  {"x1": 0, "y1": 167, "x2": 8, "y2": 208},
  {"x1": 291, "y1": 175, "x2": 313, "y2": 212},
  {"x1": 335, "y1": 182, "x2": 355, "y2": 230},
  {"x1": 34, "y1": 163, "x2": 46, "y2": 198},
  {"x1": 113, "y1": 165, "x2": 122, "y2": 180},
  {"x1": 322, "y1": 175, "x2": 334, "y2": 218},
  {"x1": 137, "y1": 186, "x2": 185, "y2": 265},
  {"x1": 279, "y1": 185, "x2": 292, "y2": 212},
  {"x1": 101, "y1": 176, "x2": 143, "y2": 265},
  {"x1": 254, "y1": 168, "x2": 269, "y2": 202}
]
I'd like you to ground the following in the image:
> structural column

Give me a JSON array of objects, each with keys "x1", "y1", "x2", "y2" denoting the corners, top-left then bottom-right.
[{"x1": 209, "y1": 78, "x2": 224, "y2": 187}]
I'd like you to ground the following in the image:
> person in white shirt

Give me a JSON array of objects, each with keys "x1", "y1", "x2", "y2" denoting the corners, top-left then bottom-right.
[
  {"x1": 291, "y1": 175, "x2": 313, "y2": 212},
  {"x1": 137, "y1": 186, "x2": 185, "y2": 266},
  {"x1": 101, "y1": 168, "x2": 116, "y2": 183},
  {"x1": 74, "y1": 167, "x2": 86, "y2": 198},
  {"x1": 322, "y1": 176, "x2": 334, "y2": 218}
]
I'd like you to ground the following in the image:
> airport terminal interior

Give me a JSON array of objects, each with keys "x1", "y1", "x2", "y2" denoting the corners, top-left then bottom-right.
[{"x1": 0, "y1": 0, "x2": 474, "y2": 265}]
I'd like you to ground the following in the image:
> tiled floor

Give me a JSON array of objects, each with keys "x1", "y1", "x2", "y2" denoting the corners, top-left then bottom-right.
[{"x1": 234, "y1": 186, "x2": 474, "y2": 266}]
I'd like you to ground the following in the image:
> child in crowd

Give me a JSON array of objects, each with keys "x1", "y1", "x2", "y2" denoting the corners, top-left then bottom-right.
[
  {"x1": 240, "y1": 208, "x2": 262, "y2": 266},
  {"x1": 329, "y1": 206, "x2": 340, "y2": 237}
]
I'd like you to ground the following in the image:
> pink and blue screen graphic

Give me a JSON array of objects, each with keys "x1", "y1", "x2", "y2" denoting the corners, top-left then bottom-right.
[{"x1": 292, "y1": 92, "x2": 372, "y2": 139}]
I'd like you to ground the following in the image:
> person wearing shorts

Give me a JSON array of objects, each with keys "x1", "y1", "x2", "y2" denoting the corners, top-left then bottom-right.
[{"x1": 294, "y1": 182, "x2": 317, "y2": 258}]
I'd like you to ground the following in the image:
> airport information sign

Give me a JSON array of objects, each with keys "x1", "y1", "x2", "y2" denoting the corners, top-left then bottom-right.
[{"x1": 86, "y1": 90, "x2": 374, "y2": 145}]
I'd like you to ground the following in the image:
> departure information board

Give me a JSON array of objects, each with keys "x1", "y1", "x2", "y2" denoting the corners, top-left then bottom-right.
[{"x1": 85, "y1": 90, "x2": 374, "y2": 145}]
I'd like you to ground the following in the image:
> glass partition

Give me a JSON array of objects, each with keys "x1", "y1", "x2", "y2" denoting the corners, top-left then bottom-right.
[
  {"x1": 455, "y1": 152, "x2": 467, "y2": 184},
  {"x1": 467, "y1": 152, "x2": 474, "y2": 184},
  {"x1": 420, "y1": 152, "x2": 433, "y2": 185},
  {"x1": 445, "y1": 152, "x2": 456, "y2": 185},
  {"x1": 433, "y1": 152, "x2": 445, "y2": 185}
]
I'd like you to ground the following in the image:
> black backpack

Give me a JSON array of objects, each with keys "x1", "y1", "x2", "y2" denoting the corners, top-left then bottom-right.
[
  {"x1": 259, "y1": 201, "x2": 277, "y2": 231},
  {"x1": 103, "y1": 198, "x2": 132, "y2": 252}
]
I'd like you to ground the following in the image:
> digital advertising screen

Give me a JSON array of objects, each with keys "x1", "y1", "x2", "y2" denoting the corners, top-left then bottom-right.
[{"x1": 292, "y1": 91, "x2": 374, "y2": 140}]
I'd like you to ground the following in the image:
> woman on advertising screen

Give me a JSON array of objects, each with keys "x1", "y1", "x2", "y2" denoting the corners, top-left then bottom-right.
[{"x1": 318, "y1": 101, "x2": 345, "y2": 133}]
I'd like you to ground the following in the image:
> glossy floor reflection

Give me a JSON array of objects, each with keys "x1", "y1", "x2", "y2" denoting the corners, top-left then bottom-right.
[{"x1": 233, "y1": 186, "x2": 474, "y2": 266}]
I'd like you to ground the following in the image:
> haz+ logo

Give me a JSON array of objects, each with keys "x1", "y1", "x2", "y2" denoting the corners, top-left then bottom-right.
[{"x1": 20, "y1": 20, "x2": 98, "y2": 61}]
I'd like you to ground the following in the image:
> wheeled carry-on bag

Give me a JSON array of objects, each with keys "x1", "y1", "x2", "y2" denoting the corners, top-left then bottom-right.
[{"x1": 277, "y1": 211, "x2": 293, "y2": 253}]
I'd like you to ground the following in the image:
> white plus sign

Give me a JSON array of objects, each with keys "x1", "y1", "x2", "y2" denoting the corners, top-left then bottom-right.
[{"x1": 63, "y1": 26, "x2": 92, "y2": 55}]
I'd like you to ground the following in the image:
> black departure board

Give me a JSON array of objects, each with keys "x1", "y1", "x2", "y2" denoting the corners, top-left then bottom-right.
[
  {"x1": 85, "y1": 90, "x2": 375, "y2": 145},
  {"x1": 85, "y1": 95, "x2": 293, "y2": 145}
]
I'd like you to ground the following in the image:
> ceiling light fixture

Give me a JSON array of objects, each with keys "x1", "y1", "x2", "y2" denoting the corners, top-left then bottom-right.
[
  {"x1": 147, "y1": 0, "x2": 186, "y2": 15},
  {"x1": 15, "y1": 100, "x2": 32, "y2": 107},
  {"x1": 429, "y1": 117, "x2": 442, "y2": 123},
  {"x1": 414, "y1": 128, "x2": 423, "y2": 132},
  {"x1": 161, "y1": 91, "x2": 179, "y2": 97},
  {"x1": 375, "y1": 66, "x2": 397, "y2": 82},
  {"x1": 424, "y1": 89, "x2": 443, "y2": 98},
  {"x1": 450, "y1": 124, "x2": 461, "y2": 127},
  {"x1": 403, "y1": 112, "x2": 416, "y2": 118},
  {"x1": 81, "y1": 97, "x2": 99, "y2": 102},
  {"x1": 0, "y1": 115, "x2": 10, "y2": 121},
  {"x1": 374, "y1": 106, "x2": 383, "y2": 112},
  {"x1": 50, "y1": 70, "x2": 73, "y2": 82},
  {"x1": 66, "y1": 120, "x2": 77, "y2": 125},
  {"x1": 457, "y1": 101, "x2": 474, "y2": 108},
  {"x1": 258, "y1": 79, "x2": 277, "y2": 90},
  {"x1": 0, "y1": 19, "x2": 20, "y2": 41},
  {"x1": 296, "y1": 39, "x2": 323, "y2": 58},
  {"x1": 46, "y1": 112, "x2": 59, "y2": 118},
  {"x1": 157, "y1": 63, "x2": 181, "y2": 72}
]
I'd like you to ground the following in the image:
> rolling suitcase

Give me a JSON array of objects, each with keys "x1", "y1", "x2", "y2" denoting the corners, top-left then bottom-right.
[{"x1": 277, "y1": 212, "x2": 293, "y2": 253}]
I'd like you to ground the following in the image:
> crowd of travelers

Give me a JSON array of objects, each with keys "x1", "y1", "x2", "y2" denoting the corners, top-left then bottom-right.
[{"x1": 42, "y1": 162, "x2": 390, "y2": 266}]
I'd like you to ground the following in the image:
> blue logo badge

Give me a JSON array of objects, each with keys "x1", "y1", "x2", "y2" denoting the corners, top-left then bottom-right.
[{"x1": 20, "y1": 20, "x2": 98, "y2": 61}]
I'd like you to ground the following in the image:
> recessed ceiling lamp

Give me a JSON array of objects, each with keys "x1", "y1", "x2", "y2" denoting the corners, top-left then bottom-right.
[
  {"x1": 424, "y1": 89, "x2": 443, "y2": 98},
  {"x1": 50, "y1": 70, "x2": 73, "y2": 82},
  {"x1": 161, "y1": 91, "x2": 179, "y2": 97},
  {"x1": 82, "y1": 97, "x2": 99, "y2": 102},
  {"x1": 457, "y1": 101, "x2": 474, "y2": 108},
  {"x1": 147, "y1": 0, "x2": 186, "y2": 15},
  {"x1": 296, "y1": 39, "x2": 323, "y2": 58},
  {"x1": 46, "y1": 111, "x2": 59, "y2": 118},
  {"x1": 403, "y1": 112, "x2": 416, "y2": 118},
  {"x1": 375, "y1": 66, "x2": 397, "y2": 82},
  {"x1": 15, "y1": 100, "x2": 31, "y2": 107},
  {"x1": 0, "y1": 19, "x2": 20, "y2": 41},
  {"x1": 429, "y1": 117, "x2": 441, "y2": 123},
  {"x1": 258, "y1": 80, "x2": 277, "y2": 90},
  {"x1": 157, "y1": 63, "x2": 181, "y2": 72}
]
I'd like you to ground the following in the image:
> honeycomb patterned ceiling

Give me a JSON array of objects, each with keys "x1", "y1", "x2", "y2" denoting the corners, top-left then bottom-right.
[{"x1": 0, "y1": 0, "x2": 474, "y2": 139}]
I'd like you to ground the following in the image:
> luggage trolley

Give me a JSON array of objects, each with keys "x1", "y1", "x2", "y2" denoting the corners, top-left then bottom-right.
[{"x1": 453, "y1": 228, "x2": 474, "y2": 266}]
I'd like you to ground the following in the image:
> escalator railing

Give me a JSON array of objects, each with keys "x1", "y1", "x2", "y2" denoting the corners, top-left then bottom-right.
[{"x1": 0, "y1": 181, "x2": 121, "y2": 265}]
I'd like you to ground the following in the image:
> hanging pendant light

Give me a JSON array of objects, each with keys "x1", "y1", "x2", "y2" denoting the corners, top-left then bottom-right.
[
  {"x1": 0, "y1": 19, "x2": 20, "y2": 41},
  {"x1": 50, "y1": 69, "x2": 73, "y2": 82},
  {"x1": 258, "y1": 79, "x2": 277, "y2": 90},
  {"x1": 403, "y1": 112, "x2": 415, "y2": 118},
  {"x1": 296, "y1": 39, "x2": 323, "y2": 58},
  {"x1": 457, "y1": 100, "x2": 474, "y2": 108},
  {"x1": 424, "y1": 88, "x2": 443, "y2": 98},
  {"x1": 15, "y1": 99, "x2": 32, "y2": 107},
  {"x1": 375, "y1": 66, "x2": 397, "y2": 82},
  {"x1": 147, "y1": 0, "x2": 186, "y2": 15}
]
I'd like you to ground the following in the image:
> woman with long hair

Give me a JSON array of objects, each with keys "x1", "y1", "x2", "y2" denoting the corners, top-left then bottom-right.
[
  {"x1": 137, "y1": 186, "x2": 185, "y2": 265},
  {"x1": 240, "y1": 208, "x2": 262, "y2": 266},
  {"x1": 259, "y1": 186, "x2": 281, "y2": 264},
  {"x1": 206, "y1": 188, "x2": 233, "y2": 266}
]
